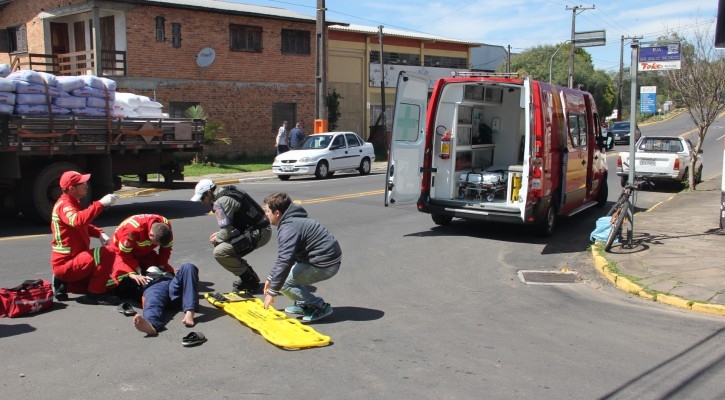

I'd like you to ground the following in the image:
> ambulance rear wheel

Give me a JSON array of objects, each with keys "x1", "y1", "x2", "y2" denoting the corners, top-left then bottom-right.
[
  {"x1": 536, "y1": 204, "x2": 556, "y2": 237},
  {"x1": 431, "y1": 213, "x2": 453, "y2": 225},
  {"x1": 596, "y1": 179, "x2": 608, "y2": 207}
]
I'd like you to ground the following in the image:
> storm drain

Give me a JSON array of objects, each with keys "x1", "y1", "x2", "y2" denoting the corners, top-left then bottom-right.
[{"x1": 518, "y1": 270, "x2": 579, "y2": 285}]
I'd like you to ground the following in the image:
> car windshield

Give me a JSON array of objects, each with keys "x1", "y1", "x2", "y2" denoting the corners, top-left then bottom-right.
[
  {"x1": 297, "y1": 134, "x2": 332, "y2": 150},
  {"x1": 610, "y1": 122, "x2": 630, "y2": 130}
]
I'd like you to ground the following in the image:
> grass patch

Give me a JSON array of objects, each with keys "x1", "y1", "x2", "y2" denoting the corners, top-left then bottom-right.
[{"x1": 184, "y1": 157, "x2": 271, "y2": 177}]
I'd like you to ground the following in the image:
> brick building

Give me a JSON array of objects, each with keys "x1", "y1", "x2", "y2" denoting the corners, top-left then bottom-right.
[{"x1": 0, "y1": 0, "x2": 334, "y2": 158}]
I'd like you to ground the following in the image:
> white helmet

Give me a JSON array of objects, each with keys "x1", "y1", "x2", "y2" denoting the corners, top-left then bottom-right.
[{"x1": 191, "y1": 179, "x2": 216, "y2": 202}]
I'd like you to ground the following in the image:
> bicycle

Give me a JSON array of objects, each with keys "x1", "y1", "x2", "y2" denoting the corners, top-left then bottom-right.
[{"x1": 604, "y1": 176, "x2": 653, "y2": 252}]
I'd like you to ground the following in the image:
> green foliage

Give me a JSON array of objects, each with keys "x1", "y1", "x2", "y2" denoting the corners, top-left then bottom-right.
[
  {"x1": 327, "y1": 89, "x2": 343, "y2": 131},
  {"x1": 500, "y1": 43, "x2": 616, "y2": 118},
  {"x1": 184, "y1": 105, "x2": 231, "y2": 147}
]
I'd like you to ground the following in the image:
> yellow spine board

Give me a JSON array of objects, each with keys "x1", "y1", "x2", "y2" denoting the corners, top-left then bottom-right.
[{"x1": 204, "y1": 292, "x2": 331, "y2": 349}]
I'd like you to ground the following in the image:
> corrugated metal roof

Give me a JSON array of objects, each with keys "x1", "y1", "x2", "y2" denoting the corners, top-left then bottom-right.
[
  {"x1": 132, "y1": 0, "x2": 318, "y2": 22},
  {"x1": 331, "y1": 23, "x2": 481, "y2": 46}
]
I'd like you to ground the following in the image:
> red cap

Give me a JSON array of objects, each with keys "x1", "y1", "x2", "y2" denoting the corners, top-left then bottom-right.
[{"x1": 60, "y1": 171, "x2": 91, "y2": 189}]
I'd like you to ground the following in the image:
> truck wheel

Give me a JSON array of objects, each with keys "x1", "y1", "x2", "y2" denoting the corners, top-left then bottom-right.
[
  {"x1": 315, "y1": 161, "x2": 330, "y2": 179},
  {"x1": 21, "y1": 162, "x2": 92, "y2": 223},
  {"x1": 431, "y1": 213, "x2": 453, "y2": 225},
  {"x1": 596, "y1": 179, "x2": 608, "y2": 207},
  {"x1": 620, "y1": 176, "x2": 627, "y2": 188},
  {"x1": 695, "y1": 165, "x2": 703, "y2": 183}
]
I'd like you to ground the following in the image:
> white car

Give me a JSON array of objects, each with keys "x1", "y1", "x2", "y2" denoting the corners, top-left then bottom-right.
[
  {"x1": 617, "y1": 136, "x2": 703, "y2": 187},
  {"x1": 272, "y1": 131, "x2": 376, "y2": 180}
]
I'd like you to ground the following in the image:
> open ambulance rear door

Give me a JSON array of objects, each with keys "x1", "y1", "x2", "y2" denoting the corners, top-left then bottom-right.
[{"x1": 385, "y1": 71, "x2": 429, "y2": 206}]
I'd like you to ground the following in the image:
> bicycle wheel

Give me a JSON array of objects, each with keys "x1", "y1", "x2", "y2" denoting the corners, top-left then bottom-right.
[{"x1": 604, "y1": 203, "x2": 628, "y2": 251}]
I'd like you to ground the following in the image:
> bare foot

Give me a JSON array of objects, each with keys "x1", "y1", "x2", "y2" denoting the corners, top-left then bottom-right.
[
  {"x1": 133, "y1": 315, "x2": 157, "y2": 336},
  {"x1": 182, "y1": 310, "x2": 195, "y2": 327}
]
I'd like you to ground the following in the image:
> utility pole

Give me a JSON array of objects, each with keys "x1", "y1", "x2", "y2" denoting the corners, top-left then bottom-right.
[
  {"x1": 315, "y1": 0, "x2": 327, "y2": 132},
  {"x1": 616, "y1": 35, "x2": 624, "y2": 122},
  {"x1": 566, "y1": 5, "x2": 595, "y2": 88},
  {"x1": 617, "y1": 36, "x2": 642, "y2": 122},
  {"x1": 378, "y1": 26, "x2": 387, "y2": 155}
]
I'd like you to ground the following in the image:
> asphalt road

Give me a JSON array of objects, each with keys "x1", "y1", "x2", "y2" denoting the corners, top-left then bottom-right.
[{"x1": 1, "y1": 160, "x2": 724, "y2": 399}]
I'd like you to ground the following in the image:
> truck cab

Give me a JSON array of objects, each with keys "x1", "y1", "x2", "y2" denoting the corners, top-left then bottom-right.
[{"x1": 384, "y1": 72, "x2": 608, "y2": 236}]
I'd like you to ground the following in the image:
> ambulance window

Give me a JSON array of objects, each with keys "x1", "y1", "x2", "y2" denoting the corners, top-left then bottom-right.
[
  {"x1": 393, "y1": 103, "x2": 421, "y2": 142},
  {"x1": 567, "y1": 113, "x2": 587, "y2": 148}
]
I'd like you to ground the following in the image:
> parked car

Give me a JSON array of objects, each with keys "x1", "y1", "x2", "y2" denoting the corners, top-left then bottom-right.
[
  {"x1": 272, "y1": 132, "x2": 376, "y2": 180},
  {"x1": 609, "y1": 121, "x2": 641, "y2": 145},
  {"x1": 617, "y1": 136, "x2": 703, "y2": 187}
]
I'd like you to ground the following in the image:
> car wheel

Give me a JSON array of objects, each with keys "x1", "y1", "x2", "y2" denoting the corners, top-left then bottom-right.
[
  {"x1": 277, "y1": 175, "x2": 290, "y2": 181},
  {"x1": 431, "y1": 213, "x2": 453, "y2": 225},
  {"x1": 695, "y1": 164, "x2": 703, "y2": 183},
  {"x1": 315, "y1": 161, "x2": 330, "y2": 179},
  {"x1": 620, "y1": 175, "x2": 627, "y2": 188},
  {"x1": 359, "y1": 157, "x2": 371, "y2": 175}
]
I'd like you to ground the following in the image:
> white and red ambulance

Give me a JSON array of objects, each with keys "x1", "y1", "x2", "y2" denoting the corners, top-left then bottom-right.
[{"x1": 384, "y1": 72, "x2": 609, "y2": 236}]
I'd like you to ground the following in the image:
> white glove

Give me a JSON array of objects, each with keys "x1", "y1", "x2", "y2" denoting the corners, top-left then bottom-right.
[
  {"x1": 99, "y1": 233, "x2": 110, "y2": 246},
  {"x1": 99, "y1": 194, "x2": 118, "y2": 207}
]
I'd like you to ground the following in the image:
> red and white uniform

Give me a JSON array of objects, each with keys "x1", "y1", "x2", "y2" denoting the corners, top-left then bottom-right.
[
  {"x1": 50, "y1": 194, "x2": 112, "y2": 294},
  {"x1": 110, "y1": 214, "x2": 174, "y2": 283}
]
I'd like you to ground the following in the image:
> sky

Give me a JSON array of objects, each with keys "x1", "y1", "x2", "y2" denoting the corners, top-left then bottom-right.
[{"x1": 226, "y1": 0, "x2": 720, "y2": 72}]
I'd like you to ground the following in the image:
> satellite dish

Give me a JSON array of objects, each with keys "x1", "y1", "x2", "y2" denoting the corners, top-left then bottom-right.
[{"x1": 196, "y1": 47, "x2": 216, "y2": 68}]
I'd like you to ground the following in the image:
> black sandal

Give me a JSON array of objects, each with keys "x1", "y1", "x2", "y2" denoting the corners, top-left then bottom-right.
[
  {"x1": 117, "y1": 302, "x2": 137, "y2": 316},
  {"x1": 182, "y1": 332, "x2": 207, "y2": 347}
]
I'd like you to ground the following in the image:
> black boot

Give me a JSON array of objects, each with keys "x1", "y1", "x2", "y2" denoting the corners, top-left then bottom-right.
[
  {"x1": 52, "y1": 275, "x2": 68, "y2": 301},
  {"x1": 232, "y1": 267, "x2": 261, "y2": 294}
]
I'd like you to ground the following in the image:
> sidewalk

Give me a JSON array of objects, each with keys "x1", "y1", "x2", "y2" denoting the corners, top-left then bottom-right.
[
  {"x1": 591, "y1": 175, "x2": 725, "y2": 316},
  {"x1": 118, "y1": 164, "x2": 725, "y2": 316}
]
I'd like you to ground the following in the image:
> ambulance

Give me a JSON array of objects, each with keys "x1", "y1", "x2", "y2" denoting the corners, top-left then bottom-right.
[{"x1": 384, "y1": 72, "x2": 609, "y2": 236}]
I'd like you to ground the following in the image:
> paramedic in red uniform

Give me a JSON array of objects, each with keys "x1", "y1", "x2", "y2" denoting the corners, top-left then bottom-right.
[
  {"x1": 50, "y1": 170, "x2": 119, "y2": 305},
  {"x1": 109, "y1": 214, "x2": 175, "y2": 287}
]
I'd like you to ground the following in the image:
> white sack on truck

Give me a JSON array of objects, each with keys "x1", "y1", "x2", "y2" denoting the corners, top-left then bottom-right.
[
  {"x1": 115, "y1": 92, "x2": 142, "y2": 109},
  {"x1": 81, "y1": 75, "x2": 117, "y2": 91},
  {"x1": 15, "y1": 104, "x2": 70, "y2": 115},
  {"x1": 53, "y1": 96, "x2": 87, "y2": 109},
  {"x1": 15, "y1": 81, "x2": 65, "y2": 97},
  {"x1": 0, "y1": 64, "x2": 10, "y2": 78},
  {"x1": 71, "y1": 86, "x2": 115, "y2": 100},
  {"x1": 7, "y1": 70, "x2": 57, "y2": 86},
  {"x1": 55, "y1": 76, "x2": 87, "y2": 93},
  {"x1": 71, "y1": 106, "x2": 108, "y2": 117},
  {"x1": 0, "y1": 103, "x2": 13, "y2": 115},
  {"x1": 0, "y1": 92, "x2": 15, "y2": 105},
  {"x1": 0, "y1": 77, "x2": 16, "y2": 92}
]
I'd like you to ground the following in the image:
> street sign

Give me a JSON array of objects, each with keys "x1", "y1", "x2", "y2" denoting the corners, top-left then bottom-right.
[
  {"x1": 638, "y1": 42, "x2": 681, "y2": 71},
  {"x1": 640, "y1": 86, "x2": 656, "y2": 114},
  {"x1": 574, "y1": 30, "x2": 606, "y2": 47}
]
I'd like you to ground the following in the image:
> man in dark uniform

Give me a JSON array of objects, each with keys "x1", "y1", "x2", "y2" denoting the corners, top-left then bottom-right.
[{"x1": 191, "y1": 179, "x2": 271, "y2": 292}]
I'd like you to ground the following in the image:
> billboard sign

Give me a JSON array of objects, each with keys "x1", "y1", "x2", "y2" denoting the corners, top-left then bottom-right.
[
  {"x1": 574, "y1": 30, "x2": 606, "y2": 47},
  {"x1": 640, "y1": 86, "x2": 657, "y2": 114},
  {"x1": 638, "y1": 42, "x2": 681, "y2": 71}
]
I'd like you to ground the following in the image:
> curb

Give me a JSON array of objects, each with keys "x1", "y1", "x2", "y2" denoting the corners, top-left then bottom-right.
[{"x1": 590, "y1": 246, "x2": 725, "y2": 317}]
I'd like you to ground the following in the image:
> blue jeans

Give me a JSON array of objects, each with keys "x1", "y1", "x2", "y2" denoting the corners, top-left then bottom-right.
[
  {"x1": 142, "y1": 263, "x2": 199, "y2": 331},
  {"x1": 279, "y1": 262, "x2": 340, "y2": 308}
]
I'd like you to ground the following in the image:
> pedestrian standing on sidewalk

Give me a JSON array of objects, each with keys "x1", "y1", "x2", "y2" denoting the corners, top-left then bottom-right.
[
  {"x1": 289, "y1": 122, "x2": 306, "y2": 149},
  {"x1": 262, "y1": 192, "x2": 341, "y2": 322},
  {"x1": 275, "y1": 121, "x2": 289, "y2": 155}
]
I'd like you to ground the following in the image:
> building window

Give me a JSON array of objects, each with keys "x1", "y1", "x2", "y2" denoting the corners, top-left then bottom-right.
[
  {"x1": 281, "y1": 29, "x2": 310, "y2": 55},
  {"x1": 155, "y1": 16, "x2": 165, "y2": 42},
  {"x1": 172, "y1": 23, "x2": 181, "y2": 48},
  {"x1": 0, "y1": 24, "x2": 28, "y2": 53},
  {"x1": 423, "y1": 55, "x2": 467, "y2": 69},
  {"x1": 168, "y1": 102, "x2": 199, "y2": 119},
  {"x1": 369, "y1": 51, "x2": 419, "y2": 65},
  {"x1": 272, "y1": 103, "x2": 296, "y2": 133},
  {"x1": 230, "y1": 24, "x2": 262, "y2": 52}
]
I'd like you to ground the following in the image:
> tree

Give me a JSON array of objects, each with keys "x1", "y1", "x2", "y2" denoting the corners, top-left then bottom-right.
[
  {"x1": 663, "y1": 26, "x2": 725, "y2": 190},
  {"x1": 184, "y1": 105, "x2": 230, "y2": 164},
  {"x1": 501, "y1": 43, "x2": 616, "y2": 119},
  {"x1": 326, "y1": 89, "x2": 343, "y2": 131}
]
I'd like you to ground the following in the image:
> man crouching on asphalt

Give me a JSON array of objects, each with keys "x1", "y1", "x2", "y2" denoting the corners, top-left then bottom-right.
[{"x1": 262, "y1": 192, "x2": 341, "y2": 323}]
